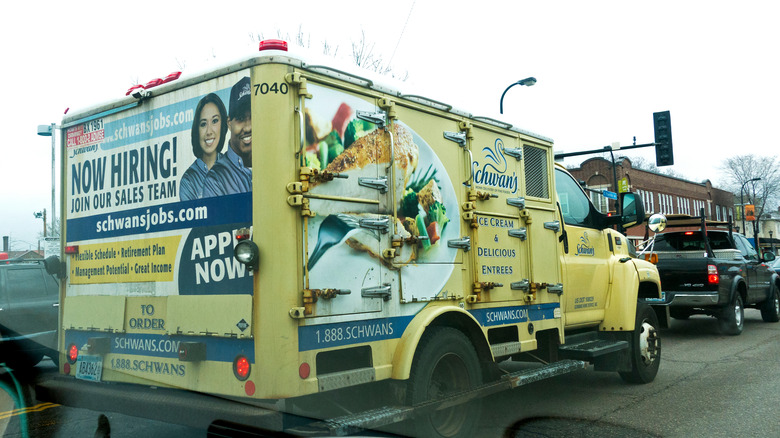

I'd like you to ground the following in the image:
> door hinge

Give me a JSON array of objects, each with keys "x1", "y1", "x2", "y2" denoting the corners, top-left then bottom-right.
[
  {"x1": 358, "y1": 176, "x2": 388, "y2": 193},
  {"x1": 362, "y1": 284, "x2": 391, "y2": 301},
  {"x1": 447, "y1": 237, "x2": 471, "y2": 251},
  {"x1": 508, "y1": 228, "x2": 528, "y2": 240},
  {"x1": 504, "y1": 147, "x2": 523, "y2": 160}
]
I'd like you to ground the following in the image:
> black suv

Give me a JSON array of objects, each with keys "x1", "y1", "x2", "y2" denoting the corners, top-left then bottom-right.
[{"x1": 0, "y1": 258, "x2": 59, "y2": 368}]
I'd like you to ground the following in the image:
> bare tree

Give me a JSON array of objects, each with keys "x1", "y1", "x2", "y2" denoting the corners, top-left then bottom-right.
[
  {"x1": 720, "y1": 154, "x2": 780, "y2": 237},
  {"x1": 350, "y1": 30, "x2": 408, "y2": 81}
]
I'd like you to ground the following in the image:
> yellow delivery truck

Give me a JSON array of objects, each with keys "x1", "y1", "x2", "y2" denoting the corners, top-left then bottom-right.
[{"x1": 39, "y1": 39, "x2": 664, "y2": 437}]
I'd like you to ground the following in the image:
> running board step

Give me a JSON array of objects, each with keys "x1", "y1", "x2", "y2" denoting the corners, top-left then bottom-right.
[
  {"x1": 287, "y1": 359, "x2": 585, "y2": 436},
  {"x1": 558, "y1": 338, "x2": 629, "y2": 360}
]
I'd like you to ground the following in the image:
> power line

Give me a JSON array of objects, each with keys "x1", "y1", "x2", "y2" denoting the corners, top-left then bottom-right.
[{"x1": 388, "y1": 0, "x2": 416, "y2": 66}]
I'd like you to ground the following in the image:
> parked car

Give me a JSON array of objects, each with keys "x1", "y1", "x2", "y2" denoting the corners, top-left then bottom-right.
[
  {"x1": 770, "y1": 257, "x2": 780, "y2": 274},
  {"x1": 648, "y1": 214, "x2": 780, "y2": 335},
  {"x1": 0, "y1": 258, "x2": 59, "y2": 368}
]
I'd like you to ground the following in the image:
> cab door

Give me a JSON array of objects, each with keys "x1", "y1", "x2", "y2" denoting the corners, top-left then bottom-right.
[
  {"x1": 554, "y1": 168, "x2": 611, "y2": 326},
  {"x1": 734, "y1": 234, "x2": 771, "y2": 303}
]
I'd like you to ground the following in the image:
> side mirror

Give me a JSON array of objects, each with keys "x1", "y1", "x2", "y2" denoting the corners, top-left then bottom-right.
[
  {"x1": 763, "y1": 251, "x2": 776, "y2": 262},
  {"x1": 619, "y1": 192, "x2": 645, "y2": 228},
  {"x1": 648, "y1": 214, "x2": 668, "y2": 233},
  {"x1": 44, "y1": 255, "x2": 65, "y2": 279}
]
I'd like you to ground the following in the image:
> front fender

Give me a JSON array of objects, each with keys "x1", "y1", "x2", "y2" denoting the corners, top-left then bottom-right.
[{"x1": 600, "y1": 258, "x2": 661, "y2": 332}]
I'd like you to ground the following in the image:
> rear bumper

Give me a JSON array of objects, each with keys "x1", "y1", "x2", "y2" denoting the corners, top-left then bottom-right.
[
  {"x1": 644, "y1": 291, "x2": 722, "y2": 307},
  {"x1": 35, "y1": 374, "x2": 287, "y2": 432},
  {"x1": 666, "y1": 292, "x2": 720, "y2": 307}
]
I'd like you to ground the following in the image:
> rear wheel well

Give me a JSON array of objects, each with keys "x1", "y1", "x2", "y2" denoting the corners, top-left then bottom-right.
[{"x1": 426, "y1": 312, "x2": 494, "y2": 379}]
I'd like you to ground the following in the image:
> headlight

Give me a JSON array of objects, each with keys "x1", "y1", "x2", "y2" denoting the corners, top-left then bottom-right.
[{"x1": 234, "y1": 240, "x2": 259, "y2": 269}]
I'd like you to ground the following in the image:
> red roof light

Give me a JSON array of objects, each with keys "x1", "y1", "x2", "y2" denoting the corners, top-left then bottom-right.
[{"x1": 259, "y1": 39, "x2": 288, "y2": 52}]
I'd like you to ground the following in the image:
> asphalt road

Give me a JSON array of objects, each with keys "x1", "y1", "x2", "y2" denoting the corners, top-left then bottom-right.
[
  {"x1": 1, "y1": 308, "x2": 779, "y2": 437},
  {"x1": 480, "y1": 308, "x2": 780, "y2": 438}
]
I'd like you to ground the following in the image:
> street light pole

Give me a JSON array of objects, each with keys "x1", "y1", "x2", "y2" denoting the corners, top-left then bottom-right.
[
  {"x1": 740, "y1": 177, "x2": 761, "y2": 237},
  {"x1": 37, "y1": 123, "x2": 57, "y2": 235},
  {"x1": 499, "y1": 77, "x2": 537, "y2": 114}
]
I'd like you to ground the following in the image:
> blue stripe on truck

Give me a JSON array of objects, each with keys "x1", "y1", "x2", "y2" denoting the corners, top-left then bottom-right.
[{"x1": 65, "y1": 330, "x2": 254, "y2": 363}]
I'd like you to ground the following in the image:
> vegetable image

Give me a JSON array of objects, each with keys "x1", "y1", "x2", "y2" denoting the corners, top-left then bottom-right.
[{"x1": 416, "y1": 215, "x2": 431, "y2": 251}]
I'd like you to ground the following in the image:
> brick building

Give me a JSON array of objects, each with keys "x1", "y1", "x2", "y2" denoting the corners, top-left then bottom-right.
[{"x1": 566, "y1": 157, "x2": 735, "y2": 242}]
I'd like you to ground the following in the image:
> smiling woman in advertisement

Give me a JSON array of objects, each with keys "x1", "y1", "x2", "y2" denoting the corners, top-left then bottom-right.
[{"x1": 179, "y1": 93, "x2": 228, "y2": 201}]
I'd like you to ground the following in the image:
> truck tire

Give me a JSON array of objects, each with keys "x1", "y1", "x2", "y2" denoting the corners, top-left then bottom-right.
[
  {"x1": 407, "y1": 327, "x2": 482, "y2": 438},
  {"x1": 719, "y1": 294, "x2": 744, "y2": 335},
  {"x1": 619, "y1": 303, "x2": 661, "y2": 384},
  {"x1": 760, "y1": 284, "x2": 780, "y2": 323}
]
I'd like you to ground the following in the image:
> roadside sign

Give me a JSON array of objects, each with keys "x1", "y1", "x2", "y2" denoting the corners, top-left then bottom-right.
[
  {"x1": 618, "y1": 178, "x2": 629, "y2": 193},
  {"x1": 745, "y1": 204, "x2": 756, "y2": 221},
  {"x1": 602, "y1": 190, "x2": 618, "y2": 200}
]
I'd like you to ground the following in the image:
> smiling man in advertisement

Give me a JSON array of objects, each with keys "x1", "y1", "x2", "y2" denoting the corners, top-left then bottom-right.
[{"x1": 203, "y1": 76, "x2": 253, "y2": 197}]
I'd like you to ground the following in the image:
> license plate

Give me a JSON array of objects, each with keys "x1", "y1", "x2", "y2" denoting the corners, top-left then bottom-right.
[
  {"x1": 643, "y1": 292, "x2": 667, "y2": 303},
  {"x1": 75, "y1": 354, "x2": 103, "y2": 382}
]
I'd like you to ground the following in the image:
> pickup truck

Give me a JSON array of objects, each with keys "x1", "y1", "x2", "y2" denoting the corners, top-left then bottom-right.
[
  {"x1": 0, "y1": 258, "x2": 59, "y2": 368},
  {"x1": 649, "y1": 214, "x2": 780, "y2": 335}
]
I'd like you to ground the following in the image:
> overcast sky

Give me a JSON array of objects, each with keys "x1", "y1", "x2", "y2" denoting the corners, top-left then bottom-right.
[{"x1": 2, "y1": 0, "x2": 778, "y2": 250}]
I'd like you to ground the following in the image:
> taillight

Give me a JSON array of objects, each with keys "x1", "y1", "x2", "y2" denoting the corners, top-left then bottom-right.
[
  {"x1": 67, "y1": 344, "x2": 79, "y2": 364},
  {"x1": 707, "y1": 264, "x2": 719, "y2": 284},
  {"x1": 234, "y1": 355, "x2": 251, "y2": 381}
]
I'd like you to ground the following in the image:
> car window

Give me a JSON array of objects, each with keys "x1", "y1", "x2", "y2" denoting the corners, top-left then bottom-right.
[
  {"x1": 734, "y1": 235, "x2": 758, "y2": 261},
  {"x1": 6, "y1": 267, "x2": 48, "y2": 301},
  {"x1": 554, "y1": 168, "x2": 597, "y2": 228}
]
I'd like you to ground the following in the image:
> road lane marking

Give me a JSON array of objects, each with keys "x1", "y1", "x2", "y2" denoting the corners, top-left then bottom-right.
[{"x1": 0, "y1": 402, "x2": 61, "y2": 420}]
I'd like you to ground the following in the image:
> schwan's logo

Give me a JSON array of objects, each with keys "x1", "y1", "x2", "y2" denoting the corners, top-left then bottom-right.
[
  {"x1": 472, "y1": 139, "x2": 518, "y2": 194},
  {"x1": 576, "y1": 232, "x2": 595, "y2": 256}
]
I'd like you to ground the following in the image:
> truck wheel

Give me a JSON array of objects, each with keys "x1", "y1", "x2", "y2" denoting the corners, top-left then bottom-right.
[
  {"x1": 407, "y1": 327, "x2": 482, "y2": 438},
  {"x1": 760, "y1": 284, "x2": 780, "y2": 323},
  {"x1": 619, "y1": 303, "x2": 661, "y2": 384},
  {"x1": 719, "y1": 294, "x2": 744, "y2": 335}
]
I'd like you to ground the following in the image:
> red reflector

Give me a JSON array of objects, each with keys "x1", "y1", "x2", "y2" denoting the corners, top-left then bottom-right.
[
  {"x1": 65, "y1": 245, "x2": 79, "y2": 254},
  {"x1": 162, "y1": 71, "x2": 182, "y2": 83},
  {"x1": 299, "y1": 362, "x2": 310, "y2": 379},
  {"x1": 234, "y1": 356, "x2": 251, "y2": 381},
  {"x1": 67, "y1": 344, "x2": 79, "y2": 364},
  {"x1": 259, "y1": 39, "x2": 288, "y2": 52},
  {"x1": 245, "y1": 380, "x2": 256, "y2": 396}
]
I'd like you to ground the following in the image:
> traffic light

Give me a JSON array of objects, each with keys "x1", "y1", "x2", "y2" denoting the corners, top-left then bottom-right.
[{"x1": 653, "y1": 111, "x2": 674, "y2": 166}]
